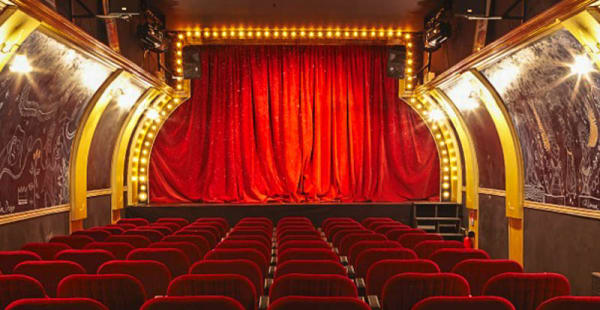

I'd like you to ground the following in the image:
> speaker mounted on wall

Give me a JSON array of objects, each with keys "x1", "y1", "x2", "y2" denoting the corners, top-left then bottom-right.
[
  {"x1": 387, "y1": 46, "x2": 407, "y2": 79},
  {"x1": 182, "y1": 46, "x2": 202, "y2": 79}
]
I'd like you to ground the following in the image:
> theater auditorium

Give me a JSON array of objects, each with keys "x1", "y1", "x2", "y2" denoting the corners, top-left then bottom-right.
[{"x1": 0, "y1": 0, "x2": 599, "y2": 309}]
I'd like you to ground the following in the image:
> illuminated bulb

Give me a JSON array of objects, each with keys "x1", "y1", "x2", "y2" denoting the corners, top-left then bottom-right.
[
  {"x1": 222, "y1": 31, "x2": 227, "y2": 37},
  {"x1": 140, "y1": 158, "x2": 147, "y2": 165},
  {"x1": 131, "y1": 176, "x2": 138, "y2": 181},
  {"x1": 174, "y1": 98, "x2": 180, "y2": 103},
  {"x1": 144, "y1": 141, "x2": 150, "y2": 146},
  {"x1": 408, "y1": 42, "x2": 413, "y2": 48},
  {"x1": 256, "y1": 31, "x2": 262, "y2": 38},
  {"x1": 176, "y1": 68, "x2": 182, "y2": 73},
  {"x1": 361, "y1": 31, "x2": 367, "y2": 37},
  {"x1": 405, "y1": 33, "x2": 412, "y2": 39},
  {"x1": 408, "y1": 76, "x2": 413, "y2": 81},
  {"x1": 248, "y1": 31, "x2": 253, "y2": 37},
  {"x1": 442, "y1": 158, "x2": 449, "y2": 163},
  {"x1": 176, "y1": 42, "x2": 182, "y2": 47},
  {"x1": 132, "y1": 157, "x2": 139, "y2": 163},
  {"x1": 139, "y1": 193, "x2": 147, "y2": 201},
  {"x1": 335, "y1": 31, "x2": 341, "y2": 37},
  {"x1": 428, "y1": 109, "x2": 445, "y2": 122},
  {"x1": 442, "y1": 150, "x2": 447, "y2": 155},
  {"x1": 396, "y1": 30, "x2": 402, "y2": 37},
  {"x1": 407, "y1": 84, "x2": 413, "y2": 89},
  {"x1": 387, "y1": 30, "x2": 394, "y2": 36},
  {"x1": 317, "y1": 31, "x2": 323, "y2": 37},
  {"x1": 443, "y1": 175, "x2": 449, "y2": 181},
  {"x1": 142, "y1": 149, "x2": 148, "y2": 155},
  {"x1": 147, "y1": 133, "x2": 154, "y2": 139},
  {"x1": 146, "y1": 109, "x2": 160, "y2": 120},
  {"x1": 264, "y1": 31, "x2": 270, "y2": 37},
  {"x1": 570, "y1": 54, "x2": 595, "y2": 75},
  {"x1": 161, "y1": 111, "x2": 166, "y2": 116},
  {"x1": 353, "y1": 31, "x2": 358, "y2": 37},
  {"x1": 167, "y1": 104, "x2": 173, "y2": 109},
  {"x1": 282, "y1": 31, "x2": 288, "y2": 37},
  {"x1": 416, "y1": 104, "x2": 423, "y2": 109},
  {"x1": 436, "y1": 134, "x2": 442, "y2": 139},
  {"x1": 291, "y1": 31, "x2": 297, "y2": 37},
  {"x1": 140, "y1": 185, "x2": 147, "y2": 191},
  {"x1": 443, "y1": 167, "x2": 449, "y2": 172},
  {"x1": 345, "y1": 31, "x2": 350, "y2": 37},
  {"x1": 176, "y1": 59, "x2": 182, "y2": 65},
  {"x1": 379, "y1": 30, "x2": 385, "y2": 37},
  {"x1": 177, "y1": 84, "x2": 182, "y2": 90},
  {"x1": 440, "y1": 141, "x2": 445, "y2": 146},
  {"x1": 300, "y1": 31, "x2": 306, "y2": 37},
  {"x1": 239, "y1": 30, "x2": 245, "y2": 37},
  {"x1": 410, "y1": 98, "x2": 416, "y2": 103},
  {"x1": 186, "y1": 31, "x2": 191, "y2": 37},
  {"x1": 432, "y1": 124, "x2": 438, "y2": 130},
  {"x1": 327, "y1": 31, "x2": 332, "y2": 37},
  {"x1": 309, "y1": 31, "x2": 314, "y2": 37},
  {"x1": 443, "y1": 192, "x2": 450, "y2": 198},
  {"x1": 442, "y1": 183, "x2": 450, "y2": 189},
  {"x1": 274, "y1": 31, "x2": 279, "y2": 37},
  {"x1": 177, "y1": 51, "x2": 182, "y2": 56},
  {"x1": 407, "y1": 68, "x2": 413, "y2": 73},
  {"x1": 151, "y1": 125, "x2": 157, "y2": 130},
  {"x1": 195, "y1": 31, "x2": 200, "y2": 36},
  {"x1": 370, "y1": 30, "x2": 376, "y2": 37},
  {"x1": 178, "y1": 34, "x2": 184, "y2": 39},
  {"x1": 213, "y1": 31, "x2": 218, "y2": 37},
  {"x1": 139, "y1": 175, "x2": 146, "y2": 182},
  {"x1": 407, "y1": 59, "x2": 413, "y2": 65}
]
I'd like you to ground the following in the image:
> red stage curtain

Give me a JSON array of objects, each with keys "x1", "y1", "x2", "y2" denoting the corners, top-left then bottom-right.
[{"x1": 149, "y1": 45, "x2": 439, "y2": 203}]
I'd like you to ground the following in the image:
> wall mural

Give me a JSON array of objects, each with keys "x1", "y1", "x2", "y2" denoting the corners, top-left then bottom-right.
[
  {"x1": 481, "y1": 29, "x2": 600, "y2": 210},
  {"x1": 0, "y1": 30, "x2": 112, "y2": 215}
]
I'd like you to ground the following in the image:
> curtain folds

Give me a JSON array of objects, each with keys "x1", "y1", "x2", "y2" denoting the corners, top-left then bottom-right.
[{"x1": 149, "y1": 45, "x2": 439, "y2": 203}]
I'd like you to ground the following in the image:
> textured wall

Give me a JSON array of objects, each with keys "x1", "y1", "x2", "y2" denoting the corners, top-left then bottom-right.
[
  {"x1": 478, "y1": 194, "x2": 508, "y2": 259},
  {"x1": 0, "y1": 212, "x2": 69, "y2": 250}
]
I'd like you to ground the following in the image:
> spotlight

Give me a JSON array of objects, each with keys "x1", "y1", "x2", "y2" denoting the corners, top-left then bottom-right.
[
  {"x1": 570, "y1": 54, "x2": 595, "y2": 76},
  {"x1": 428, "y1": 109, "x2": 445, "y2": 122},
  {"x1": 9, "y1": 54, "x2": 32, "y2": 73}
]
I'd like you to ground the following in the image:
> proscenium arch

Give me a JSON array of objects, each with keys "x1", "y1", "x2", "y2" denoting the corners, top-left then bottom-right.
[
  {"x1": 427, "y1": 90, "x2": 480, "y2": 247},
  {"x1": 110, "y1": 88, "x2": 163, "y2": 220}
]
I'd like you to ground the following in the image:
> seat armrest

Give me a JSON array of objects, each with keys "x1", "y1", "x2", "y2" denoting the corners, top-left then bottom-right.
[
  {"x1": 271, "y1": 248, "x2": 276, "y2": 257},
  {"x1": 339, "y1": 255, "x2": 348, "y2": 265},
  {"x1": 346, "y1": 265, "x2": 356, "y2": 278},
  {"x1": 333, "y1": 247, "x2": 339, "y2": 254},
  {"x1": 268, "y1": 266, "x2": 276, "y2": 277},
  {"x1": 367, "y1": 295, "x2": 381, "y2": 310},
  {"x1": 270, "y1": 256, "x2": 277, "y2": 265},
  {"x1": 258, "y1": 296, "x2": 269, "y2": 310},
  {"x1": 355, "y1": 277, "x2": 366, "y2": 297},
  {"x1": 264, "y1": 278, "x2": 274, "y2": 291}
]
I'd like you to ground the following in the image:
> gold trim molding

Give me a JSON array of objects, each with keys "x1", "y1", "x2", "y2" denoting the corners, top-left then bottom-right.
[
  {"x1": 0, "y1": 204, "x2": 70, "y2": 226},
  {"x1": 479, "y1": 187, "x2": 507, "y2": 196},
  {"x1": 86, "y1": 188, "x2": 112, "y2": 198}
]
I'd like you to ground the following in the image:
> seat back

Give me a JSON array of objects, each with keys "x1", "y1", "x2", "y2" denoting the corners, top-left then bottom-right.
[
  {"x1": 269, "y1": 273, "x2": 357, "y2": 302},
  {"x1": 414, "y1": 240, "x2": 464, "y2": 259},
  {"x1": 98, "y1": 260, "x2": 172, "y2": 298},
  {"x1": 127, "y1": 248, "x2": 190, "y2": 277},
  {"x1": 184, "y1": 225, "x2": 222, "y2": 240},
  {"x1": 162, "y1": 235, "x2": 210, "y2": 254},
  {"x1": 278, "y1": 240, "x2": 330, "y2": 253},
  {"x1": 355, "y1": 248, "x2": 417, "y2": 278},
  {"x1": 155, "y1": 218, "x2": 190, "y2": 227},
  {"x1": 0, "y1": 251, "x2": 41, "y2": 274},
  {"x1": 137, "y1": 225, "x2": 174, "y2": 236},
  {"x1": 92, "y1": 226, "x2": 125, "y2": 235},
  {"x1": 105, "y1": 235, "x2": 152, "y2": 248},
  {"x1": 339, "y1": 233, "x2": 387, "y2": 256},
  {"x1": 482, "y1": 273, "x2": 571, "y2": 310},
  {"x1": 167, "y1": 274, "x2": 256, "y2": 310},
  {"x1": 331, "y1": 229, "x2": 369, "y2": 247},
  {"x1": 277, "y1": 230, "x2": 319, "y2": 240},
  {"x1": 124, "y1": 229, "x2": 165, "y2": 242},
  {"x1": 429, "y1": 249, "x2": 490, "y2": 272},
  {"x1": 84, "y1": 242, "x2": 134, "y2": 259},
  {"x1": 49, "y1": 236, "x2": 95, "y2": 249},
  {"x1": 268, "y1": 296, "x2": 370, "y2": 310},
  {"x1": 275, "y1": 260, "x2": 347, "y2": 278},
  {"x1": 373, "y1": 224, "x2": 410, "y2": 235},
  {"x1": 385, "y1": 228, "x2": 424, "y2": 240},
  {"x1": 365, "y1": 259, "x2": 440, "y2": 296},
  {"x1": 229, "y1": 229, "x2": 271, "y2": 241},
  {"x1": 174, "y1": 229, "x2": 217, "y2": 247},
  {"x1": 5, "y1": 297, "x2": 109, "y2": 310},
  {"x1": 397, "y1": 233, "x2": 443, "y2": 249},
  {"x1": 57, "y1": 274, "x2": 146, "y2": 310},
  {"x1": 190, "y1": 259, "x2": 263, "y2": 296},
  {"x1": 140, "y1": 296, "x2": 244, "y2": 310},
  {"x1": 226, "y1": 235, "x2": 271, "y2": 249},
  {"x1": 325, "y1": 224, "x2": 363, "y2": 240},
  {"x1": 348, "y1": 240, "x2": 402, "y2": 265},
  {"x1": 205, "y1": 248, "x2": 268, "y2": 277},
  {"x1": 537, "y1": 296, "x2": 600, "y2": 310},
  {"x1": 54, "y1": 249, "x2": 115, "y2": 274},
  {"x1": 21, "y1": 243, "x2": 71, "y2": 260},
  {"x1": 451, "y1": 259, "x2": 523, "y2": 296},
  {"x1": 217, "y1": 240, "x2": 270, "y2": 263},
  {"x1": 277, "y1": 248, "x2": 338, "y2": 265},
  {"x1": 412, "y1": 296, "x2": 516, "y2": 310},
  {"x1": 72, "y1": 230, "x2": 111, "y2": 242},
  {"x1": 149, "y1": 241, "x2": 203, "y2": 263},
  {"x1": 0, "y1": 275, "x2": 46, "y2": 309},
  {"x1": 361, "y1": 217, "x2": 394, "y2": 227},
  {"x1": 117, "y1": 218, "x2": 150, "y2": 226},
  {"x1": 13, "y1": 260, "x2": 85, "y2": 297},
  {"x1": 381, "y1": 273, "x2": 470, "y2": 310},
  {"x1": 278, "y1": 234, "x2": 323, "y2": 244}
]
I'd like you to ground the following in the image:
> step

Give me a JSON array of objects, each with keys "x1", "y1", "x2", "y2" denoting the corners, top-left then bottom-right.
[
  {"x1": 439, "y1": 233, "x2": 464, "y2": 237},
  {"x1": 415, "y1": 217, "x2": 461, "y2": 221},
  {"x1": 417, "y1": 225, "x2": 436, "y2": 231}
]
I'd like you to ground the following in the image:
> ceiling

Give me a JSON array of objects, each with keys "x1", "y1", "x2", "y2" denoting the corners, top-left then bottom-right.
[{"x1": 154, "y1": 0, "x2": 439, "y2": 32}]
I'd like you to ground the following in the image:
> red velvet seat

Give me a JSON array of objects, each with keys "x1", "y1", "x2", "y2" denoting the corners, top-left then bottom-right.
[
  {"x1": 366, "y1": 220, "x2": 402, "y2": 231},
  {"x1": 0, "y1": 251, "x2": 42, "y2": 274},
  {"x1": 238, "y1": 217, "x2": 272, "y2": 225},
  {"x1": 451, "y1": 259, "x2": 523, "y2": 296},
  {"x1": 124, "y1": 229, "x2": 165, "y2": 242},
  {"x1": 113, "y1": 223, "x2": 137, "y2": 230},
  {"x1": 482, "y1": 273, "x2": 571, "y2": 310},
  {"x1": 195, "y1": 217, "x2": 231, "y2": 231},
  {"x1": 360, "y1": 217, "x2": 394, "y2": 227},
  {"x1": 190, "y1": 221, "x2": 228, "y2": 236},
  {"x1": 278, "y1": 240, "x2": 330, "y2": 254},
  {"x1": 217, "y1": 240, "x2": 271, "y2": 263},
  {"x1": 275, "y1": 259, "x2": 347, "y2": 278},
  {"x1": 127, "y1": 248, "x2": 190, "y2": 277},
  {"x1": 205, "y1": 248, "x2": 268, "y2": 277},
  {"x1": 348, "y1": 240, "x2": 402, "y2": 265},
  {"x1": 235, "y1": 223, "x2": 272, "y2": 234},
  {"x1": 229, "y1": 229, "x2": 271, "y2": 241},
  {"x1": 137, "y1": 225, "x2": 174, "y2": 236},
  {"x1": 331, "y1": 229, "x2": 369, "y2": 248},
  {"x1": 6, "y1": 297, "x2": 109, "y2": 310},
  {"x1": 277, "y1": 230, "x2": 320, "y2": 241},
  {"x1": 373, "y1": 224, "x2": 410, "y2": 235},
  {"x1": 365, "y1": 259, "x2": 440, "y2": 296},
  {"x1": 155, "y1": 218, "x2": 190, "y2": 227},
  {"x1": 339, "y1": 233, "x2": 387, "y2": 257},
  {"x1": 49, "y1": 235, "x2": 95, "y2": 249},
  {"x1": 168, "y1": 274, "x2": 256, "y2": 310},
  {"x1": 278, "y1": 234, "x2": 322, "y2": 245},
  {"x1": 162, "y1": 235, "x2": 210, "y2": 255},
  {"x1": 98, "y1": 260, "x2": 172, "y2": 298},
  {"x1": 397, "y1": 233, "x2": 443, "y2": 249},
  {"x1": 277, "y1": 248, "x2": 338, "y2": 265},
  {"x1": 269, "y1": 273, "x2": 357, "y2": 302},
  {"x1": 385, "y1": 228, "x2": 424, "y2": 240},
  {"x1": 227, "y1": 235, "x2": 272, "y2": 249},
  {"x1": 84, "y1": 242, "x2": 134, "y2": 259},
  {"x1": 117, "y1": 218, "x2": 150, "y2": 226},
  {"x1": 355, "y1": 248, "x2": 417, "y2": 278},
  {"x1": 381, "y1": 273, "x2": 470, "y2": 310},
  {"x1": 105, "y1": 235, "x2": 152, "y2": 248},
  {"x1": 414, "y1": 240, "x2": 464, "y2": 259},
  {"x1": 72, "y1": 230, "x2": 111, "y2": 242},
  {"x1": 322, "y1": 217, "x2": 356, "y2": 228},
  {"x1": 268, "y1": 296, "x2": 370, "y2": 310},
  {"x1": 150, "y1": 241, "x2": 203, "y2": 262},
  {"x1": 184, "y1": 224, "x2": 223, "y2": 239},
  {"x1": 190, "y1": 259, "x2": 263, "y2": 296},
  {"x1": 412, "y1": 296, "x2": 515, "y2": 310},
  {"x1": 57, "y1": 274, "x2": 146, "y2": 310},
  {"x1": 54, "y1": 249, "x2": 115, "y2": 274},
  {"x1": 21, "y1": 243, "x2": 71, "y2": 260},
  {"x1": 13, "y1": 260, "x2": 86, "y2": 297},
  {"x1": 91, "y1": 226, "x2": 125, "y2": 235},
  {"x1": 0, "y1": 275, "x2": 47, "y2": 308},
  {"x1": 174, "y1": 229, "x2": 217, "y2": 247},
  {"x1": 429, "y1": 248, "x2": 490, "y2": 272},
  {"x1": 140, "y1": 296, "x2": 245, "y2": 310},
  {"x1": 153, "y1": 222, "x2": 181, "y2": 232},
  {"x1": 537, "y1": 296, "x2": 600, "y2": 310},
  {"x1": 325, "y1": 224, "x2": 364, "y2": 240}
]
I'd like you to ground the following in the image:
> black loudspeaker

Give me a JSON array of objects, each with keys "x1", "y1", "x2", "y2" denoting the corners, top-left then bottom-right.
[
  {"x1": 387, "y1": 46, "x2": 406, "y2": 79},
  {"x1": 108, "y1": 0, "x2": 141, "y2": 16},
  {"x1": 453, "y1": 0, "x2": 486, "y2": 16},
  {"x1": 182, "y1": 46, "x2": 201, "y2": 79}
]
